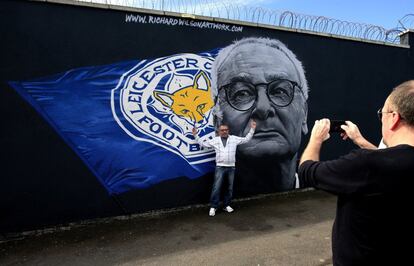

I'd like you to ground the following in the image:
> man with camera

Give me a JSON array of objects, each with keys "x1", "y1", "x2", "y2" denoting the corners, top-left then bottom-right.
[{"x1": 298, "y1": 80, "x2": 414, "y2": 265}]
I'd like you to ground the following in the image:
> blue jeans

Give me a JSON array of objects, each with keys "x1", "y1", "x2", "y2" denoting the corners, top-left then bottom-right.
[{"x1": 210, "y1": 166, "x2": 235, "y2": 208}]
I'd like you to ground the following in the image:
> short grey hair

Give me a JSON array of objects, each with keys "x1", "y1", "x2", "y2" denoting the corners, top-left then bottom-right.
[
  {"x1": 390, "y1": 80, "x2": 414, "y2": 126},
  {"x1": 210, "y1": 37, "x2": 309, "y2": 123}
]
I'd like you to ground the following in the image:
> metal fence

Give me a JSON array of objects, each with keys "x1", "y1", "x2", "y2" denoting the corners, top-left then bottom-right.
[{"x1": 75, "y1": 0, "x2": 413, "y2": 44}]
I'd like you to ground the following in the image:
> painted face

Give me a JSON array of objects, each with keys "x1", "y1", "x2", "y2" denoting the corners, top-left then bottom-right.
[{"x1": 217, "y1": 43, "x2": 307, "y2": 159}]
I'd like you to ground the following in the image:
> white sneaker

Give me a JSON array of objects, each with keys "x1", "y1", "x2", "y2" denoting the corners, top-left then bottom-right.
[
  {"x1": 223, "y1": 206, "x2": 234, "y2": 213},
  {"x1": 209, "y1": 208, "x2": 216, "y2": 216}
]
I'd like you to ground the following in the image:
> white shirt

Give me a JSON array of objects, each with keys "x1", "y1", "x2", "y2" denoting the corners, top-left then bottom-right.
[
  {"x1": 378, "y1": 138, "x2": 387, "y2": 149},
  {"x1": 196, "y1": 128, "x2": 255, "y2": 167}
]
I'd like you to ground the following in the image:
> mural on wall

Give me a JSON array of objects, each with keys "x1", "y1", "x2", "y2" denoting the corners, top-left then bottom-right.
[
  {"x1": 9, "y1": 51, "x2": 218, "y2": 194},
  {"x1": 212, "y1": 37, "x2": 309, "y2": 193},
  {"x1": 4, "y1": 0, "x2": 414, "y2": 234},
  {"x1": 9, "y1": 37, "x2": 308, "y2": 195}
]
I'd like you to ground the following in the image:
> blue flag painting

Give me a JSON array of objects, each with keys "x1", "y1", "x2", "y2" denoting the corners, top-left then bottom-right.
[{"x1": 9, "y1": 50, "x2": 219, "y2": 194}]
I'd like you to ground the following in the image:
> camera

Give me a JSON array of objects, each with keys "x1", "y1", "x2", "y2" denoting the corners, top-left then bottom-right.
[{"x1": 330, "y1": 120, "x2": 346, "y2": 133}]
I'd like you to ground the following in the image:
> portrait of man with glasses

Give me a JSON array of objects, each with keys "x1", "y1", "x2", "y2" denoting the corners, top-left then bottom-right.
[{"x1": 210, "y1": 37, "x2": 309, "y2": 194}]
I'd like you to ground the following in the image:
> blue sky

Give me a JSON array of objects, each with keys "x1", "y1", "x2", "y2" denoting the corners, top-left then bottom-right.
[{"x1": 233, "y1": 0, "x2": 414, "y2": 29}]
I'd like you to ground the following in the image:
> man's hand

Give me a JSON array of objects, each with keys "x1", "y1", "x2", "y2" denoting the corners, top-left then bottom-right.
[
  {"x1": 340, "y1": 121, "x2": 362, "y2": 141},
  {"x1": 250, "y1": 120, "x2": 257, "y2": 129},
  {"x1": 310, "y1": 119, "x2": 330, "y2": 144},
  {"x1": 299, "y1": 118, "x2": 330, "y2": 165},
  {"x1": 340, "y1": 121, "x2": 376, "y2": 149},
  {"x1": 192, "y1": 127, "x2": 197, "y2": 136}
]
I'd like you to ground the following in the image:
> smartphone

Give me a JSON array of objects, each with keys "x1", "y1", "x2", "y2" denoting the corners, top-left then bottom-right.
[{"x1": 330, "y1": 120, "x2": 346, "y2": 133}]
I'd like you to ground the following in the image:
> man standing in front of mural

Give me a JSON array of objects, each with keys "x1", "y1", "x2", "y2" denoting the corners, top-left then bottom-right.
[
  {"x1": 211, "y1": 37, "x2": 309, "y2": 194},
  {"x1": 193, "y1": 120, "x2": 256, "y2": 216},
  {"x1": 298, "y1": 80, "x2": 414, "y2": 265}
]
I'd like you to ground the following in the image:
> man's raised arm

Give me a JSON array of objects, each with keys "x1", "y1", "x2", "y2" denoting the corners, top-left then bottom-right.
[
  {"x1": 235, "y1": 120, "x2": 256, "y2": 145},
  {"x1": 192, "y1": 127, "x2": 214, "y2": 148}
]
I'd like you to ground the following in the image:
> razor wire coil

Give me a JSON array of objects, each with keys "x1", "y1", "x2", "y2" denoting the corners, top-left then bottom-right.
[{"x1": 75, "y1": 0, "x2": 412, "y2": 44}]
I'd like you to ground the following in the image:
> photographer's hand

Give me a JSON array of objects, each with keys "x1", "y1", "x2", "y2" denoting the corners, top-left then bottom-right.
[
  {"x1": 310, "y1": 119, "x2": 331, "y2": 144},
  {"x1": 340, "y1": 121, "x2": 376, "y2": 149},
  {"x1": 340, "y1": 121, "x2": 361, "y2": 141},
  {"x1": 300, "y1": 119, "x2": 330, "y2": 164}
]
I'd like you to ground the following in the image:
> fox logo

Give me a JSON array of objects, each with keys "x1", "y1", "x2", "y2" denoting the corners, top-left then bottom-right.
[
  {"x1": 113, "y1": 52, "x2": 217, "y2": 163},
  {"x1": 153, "y1": 71, "x2": 214, "y2": 128}
]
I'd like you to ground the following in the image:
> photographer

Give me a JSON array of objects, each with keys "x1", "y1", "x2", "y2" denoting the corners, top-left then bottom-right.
[{"x1": 298, "y1": 80, "x2": 414, "y2": 265}]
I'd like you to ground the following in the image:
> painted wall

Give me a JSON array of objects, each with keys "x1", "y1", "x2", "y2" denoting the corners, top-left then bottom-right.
[{"x1": 1, "y1": 0, "x2": 413, "y2": 233}]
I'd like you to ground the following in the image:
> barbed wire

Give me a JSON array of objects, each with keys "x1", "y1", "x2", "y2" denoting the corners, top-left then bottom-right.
[
  {"x1": 75, "y1": 0, "x2": 411, "y2": 44},
  {"x1": 399, "y1": 14, "x2": 414, "y2": 30}
]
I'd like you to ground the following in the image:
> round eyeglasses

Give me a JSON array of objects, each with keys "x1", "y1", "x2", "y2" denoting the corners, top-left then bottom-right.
[{"x1": 219, "y1": 79, "x2": 303, "y2": 111}]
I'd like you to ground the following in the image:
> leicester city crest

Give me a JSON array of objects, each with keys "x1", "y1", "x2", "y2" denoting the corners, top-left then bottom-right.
[{"x1": 112, "y1": 52, "x2": 217, "y2": 164}]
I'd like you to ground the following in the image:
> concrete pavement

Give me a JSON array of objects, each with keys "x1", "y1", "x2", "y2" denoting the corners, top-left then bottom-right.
[{"x1": 0, "y1": 190, "x2": 336, "y2": 266}]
